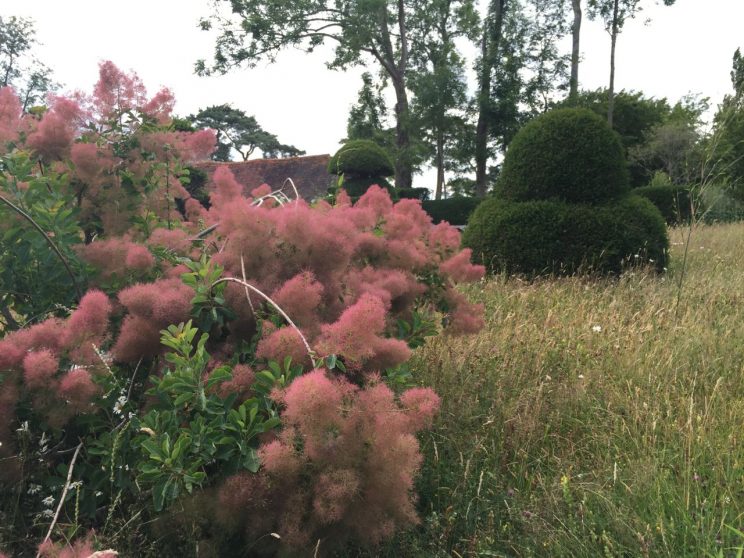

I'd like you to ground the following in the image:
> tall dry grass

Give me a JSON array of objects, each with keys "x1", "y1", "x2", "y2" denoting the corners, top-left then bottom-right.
[{"x1": 354, "y1": 222, "x2": 744, "y2": 557}]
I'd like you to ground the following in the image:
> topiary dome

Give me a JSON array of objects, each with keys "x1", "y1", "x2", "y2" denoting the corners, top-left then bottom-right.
[
  {"x1": 328, "y1": 139, "x2": 395, "y2": 178},
  {"x1": 497, "y1": 108, "x2": 630, "y2": 204}
]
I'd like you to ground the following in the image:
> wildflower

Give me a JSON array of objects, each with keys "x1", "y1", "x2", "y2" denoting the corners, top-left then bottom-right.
[
  {"x1": 27, "y1": 484, "x2": 42, "y2": 495},
  {"x1": 41, "y1": 509, "x2": 54, "y2": 518},
  {"x1": 592, "y1": 325, "x2": 602, "y2": 333},
  {"x1": 113, "y1": 395, "x2": 127, "y2": 416},
  {"x1": 42, "y1": 495, "x2": 54, "y2": 507},
  {"x1": 69, "y1": 481, "x2": 83, "y2": 490}
]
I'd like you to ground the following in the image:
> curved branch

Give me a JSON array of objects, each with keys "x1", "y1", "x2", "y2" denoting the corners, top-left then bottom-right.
[
  {"x1": 211, "y1": 276, "x2": 314, "y2": 359},
  {"x1": 0, "y1": 193, "x2": 83, "y2": 302}
]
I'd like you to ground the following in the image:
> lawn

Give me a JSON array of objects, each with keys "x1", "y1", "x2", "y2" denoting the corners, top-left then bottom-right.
[{"x1": 360, "y1": 222, "x2": 744, "y2": 557}]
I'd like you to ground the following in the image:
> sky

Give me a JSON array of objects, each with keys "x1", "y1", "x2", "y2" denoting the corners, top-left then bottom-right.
[{"x1": 3, "y1": 0, "x2": 744, "y2": 189}]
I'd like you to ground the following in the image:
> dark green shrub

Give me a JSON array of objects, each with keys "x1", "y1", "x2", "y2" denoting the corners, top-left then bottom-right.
[
  {"x1": 634, "y1": 185, "x2": 693, "y2": 224},
  {"x1": 497, "y1": 108, "x2": 630, "y2": 204},
  {"x1": 397, "y1": 187, "x2": 430, "y2": 201},
  {"x1": 341, "y1": 176, "x2": 395, "y2": 198},
  {"x1": 463, "y1": 196, "x2": 667, "y2": 275},
  {"x1": 328, "y1": 139, "x2": 395, "y2": 177},
  {"x1": 422, "y1": 197, "x2": 482, "y2": 226}
]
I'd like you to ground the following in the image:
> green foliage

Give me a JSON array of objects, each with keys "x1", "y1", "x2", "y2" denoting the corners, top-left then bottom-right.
[
  {"x1": 346, "y1": 72, "x2": 392, "y2": 147},
  {"x1": 0, "y1": 151, "x2": 86, "y2": 328},
  {"x1": 634, "y1": 183, "x2": 693, "y2": 224},
  {"x1": 189, "y1": 104, "x2": 303, "y2": 161},
  {"x1": 711, "y1": 50, "x2": 744, "y2": 201},
  {"x1": 334, "y1": 176, "x2": 396, "y2": 200},
  {"x1": 422, "y1": 197, "x2": 481, "y2": 226},
  {"x1": 0, "y1": 15, "x2": 56, "y2": 111},
  {"x1": 463, "y1": 195, "x2": 668, "y2": 275},
  {"x1": 134, "y1": 322, "x2": 281, "y2": 511},
  {"x1": 698, "y1": 183, "x2": 744, "y2": 224},
  {"x1": 328, "y1": 139, "x2": 395, "y2": 178},
  {"x1": 496, "y1": 108, "x2": 630, "y2": 204},
  {"x1": 397, "y1": 187, "x2": 430, "y2": 201}
]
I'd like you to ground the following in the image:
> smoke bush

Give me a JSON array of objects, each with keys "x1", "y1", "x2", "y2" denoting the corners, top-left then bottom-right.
[
  {"x1": 0, "y1": 63, "x2": 487, "y2": 554},
  {"x1": 213, "y1": 370, "x2": 440, "y2": 549}
]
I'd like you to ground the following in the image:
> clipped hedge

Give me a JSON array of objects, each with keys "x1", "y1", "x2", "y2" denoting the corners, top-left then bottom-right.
[
  {"x1": 422, "y1": 197, "x2": 482, "y2": 226},
  {"x1": 463, "y1": 195, "x2": 668, "y2": 275},
  {"x1": 634, "y1": 185, "x2": 693, "y2": 224},
  {"x1": 497, "y1": 108, "x2": 630, "y2": 204},
  {"x1": 340, "y1": 176, "x2": 396, "y2": 199},
  {"x1": 328, "y1": 139, "x2": 395, "y2": 177},
  {"x1": 397, "y1": 187, "x2": 430, "y2": 201}
]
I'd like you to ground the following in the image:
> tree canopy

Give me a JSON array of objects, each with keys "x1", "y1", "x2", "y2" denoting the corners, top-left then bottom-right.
[{"x1": 189, "y1": 104, "x2": 304, "y2": 161}]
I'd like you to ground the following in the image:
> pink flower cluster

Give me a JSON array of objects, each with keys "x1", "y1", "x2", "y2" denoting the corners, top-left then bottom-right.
[
  {"x1": 0, "y1": 61, "x2": 217, "y2": 237},
  {"x1": 0, "y1": 291, "x2": 113, "y2": 478},
  {"x1": 200, "y1": 181, "x2": 485, "y2": 371},
  {"x1": 213, "y1": 370, "x2": 440, "y2": 549}
]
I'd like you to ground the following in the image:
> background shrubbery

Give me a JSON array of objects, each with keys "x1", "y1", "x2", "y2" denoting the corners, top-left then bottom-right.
[
  {"x1": 464, "y1": 195, "x2": 667, "y2": 274},
  {"x1": 422, "y1": 197, "x2": 481, "y2": 226},
  {"x1": 465, "y1": 108, "x2": 668, "y2": 275}
]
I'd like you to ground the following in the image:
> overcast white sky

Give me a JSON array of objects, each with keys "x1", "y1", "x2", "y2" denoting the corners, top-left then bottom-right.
[{"x1": 3, "y1": 0, "x2": 743, "y2": 188}]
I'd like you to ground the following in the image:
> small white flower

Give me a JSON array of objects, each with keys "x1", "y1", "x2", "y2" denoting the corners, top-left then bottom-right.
[
  {"x1": 592, "y1": 325, "x2": 602, "y2": 333},
  {"x1": 69, "y1": 481, "x2": 83, "y2": 490},
  {"x1": 41, "y1": 509, "x2": 54, "y2": 518},
  {"x1": 42, "y1": 495, "x2": 55, "y2": 507},
  {"x1": 95, "y1": 491, "x2": 103, "y2": 497},
  {"x1": 113, "y1": 395, "x2": 127, "y2": 416},
  {"x1": 27, "y1": 484, "x2": 42, "y2": 495},
  {"x1": 578, "y1": 374, "x2": 585, "y2": 380}
]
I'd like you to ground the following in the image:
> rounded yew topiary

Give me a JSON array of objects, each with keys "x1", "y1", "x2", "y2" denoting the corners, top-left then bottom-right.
[
  {"x1": 328, "y1": 139, "x2": 395, "y2": 178},
  {"x1": 497, "y1": 108, "x2": 630, "y2": 204},
  {"x1": 463, "y1": 195, "x2": 668, "y2": 275}
]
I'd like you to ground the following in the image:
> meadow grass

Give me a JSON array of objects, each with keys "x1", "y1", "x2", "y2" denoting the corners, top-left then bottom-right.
[{"x1": 355, "y1": 222, "x2": 744, "y2": 557}]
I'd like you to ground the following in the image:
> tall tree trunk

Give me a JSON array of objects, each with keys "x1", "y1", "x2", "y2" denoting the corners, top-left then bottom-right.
[
  {"x1": 435, "y1": 129, "x2": 445, "y2": 199},
  {"x1": 392, "y1": 76, "x2": 413, "y2": 189},
  {"x1": 607, "y1": 0, "x2": 619, "y2": 127},
  {"x1": 569, "y1": 0, "x2": 582, "y2": 100},
  {"x1": 392, "y1": 0, "x2": 412, "y2": 189},
  {"x1": 474, "y1": 0, "x2": 506, "y2": 198}
]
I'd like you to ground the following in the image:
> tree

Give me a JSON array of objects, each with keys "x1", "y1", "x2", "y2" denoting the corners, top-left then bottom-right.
[
  {"x1": 712, "y1": 48, "x2": 744, "y2": 200},
  {"x1": 346, "y1": 72, "x2": 392, "y2": 148},
  {"x1": 569, "y1": 0, "x2": 582, "y2": 100},
  {"x1": 196, "y1": 0, "x2": 420, "y2": 188},
  {"x1": 474, "y1": 0, "x2": 507, "y2": 198},
  {"x1": 409, "y1": 0, "x2": 478, "y2": 199},
  {"x1": 0, "y1": 16, "x2": 56, "y2": 111},
  {"x1": 189, "y1": 104, "x2": 304, "y2": 161},
  {"x1": 520, "y1": 0, "x2": 571, "y2": 114},
  {"x1": 587, "y1": 0, "x2": 676, "y2": 127},
  {"x1": 563, "y1": 88, "x2": 671, "y2": 186}
]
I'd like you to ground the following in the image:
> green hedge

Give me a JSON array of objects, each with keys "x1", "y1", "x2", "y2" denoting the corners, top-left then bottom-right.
[
  {"x1": 462, "y1": 195, "x2": 668, "y2": 275},
  {"x1": 497, "y1": 108, "x2": 630, "y2": 204},
  {"x1": 422, "y1": 197, "x2": 482, "y2": 226},
  {"x1": 340, "y1": 176, "x2": 395, "y2": 198},
  {"x1": 328, "y1": 139, "x2": 394, "y2": 177},
  {"x1": 633, "y1": 185, "x2": 693, "y2": 224},
  {"x1": 397, "y1": 187, "x2": 430, "y2": 201}
]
